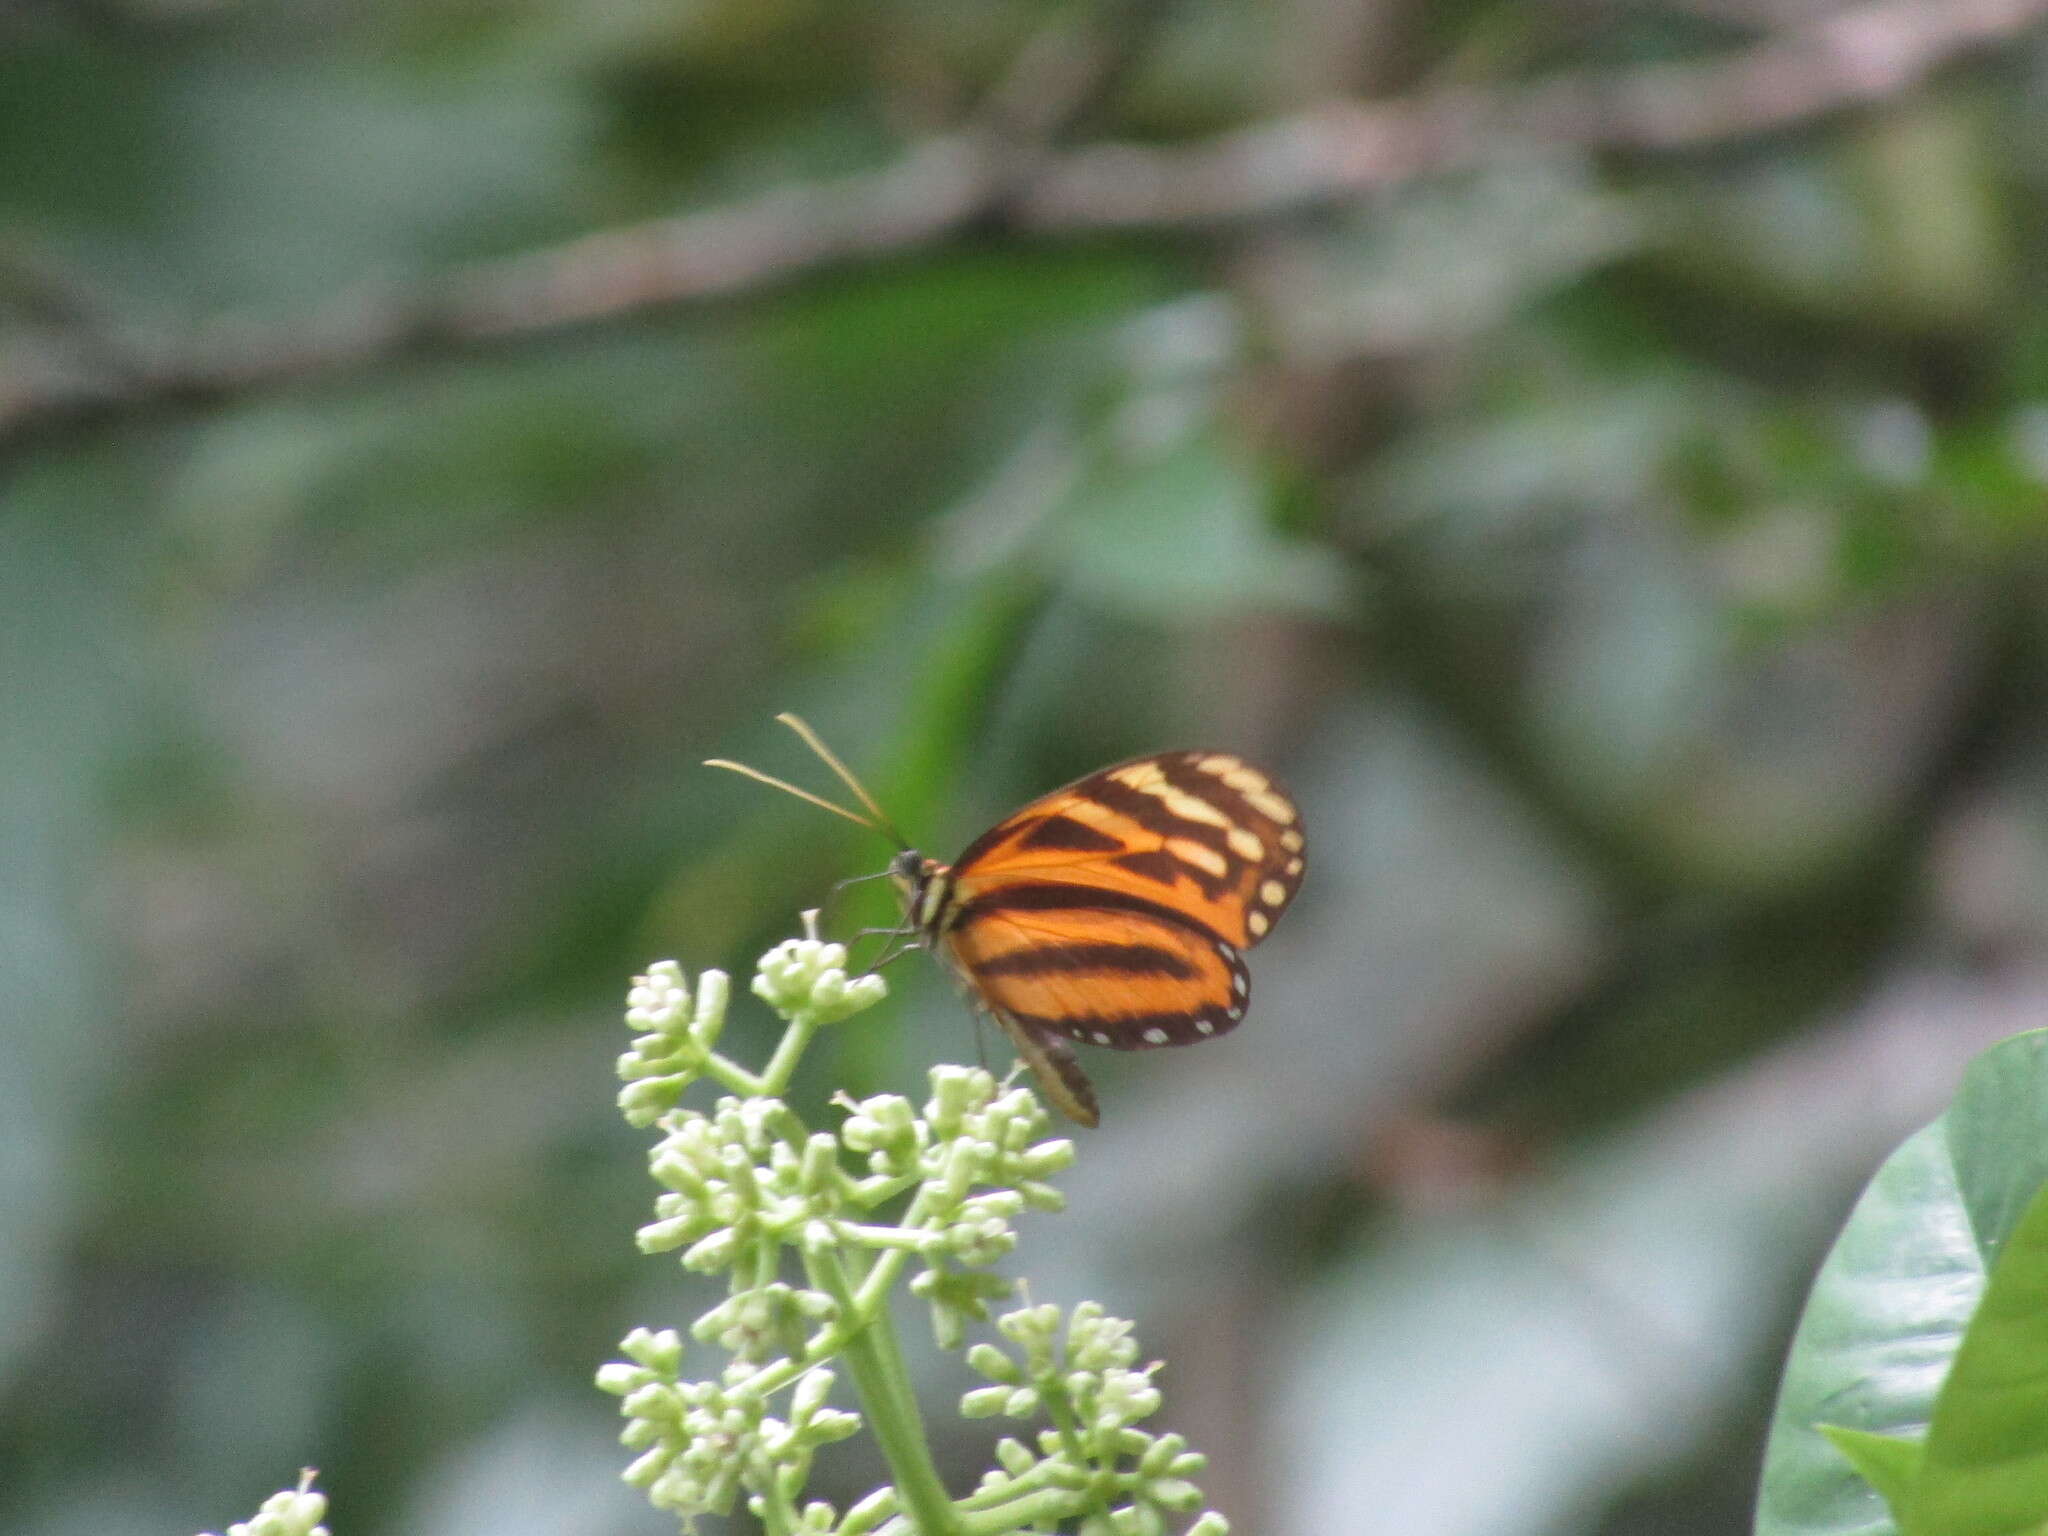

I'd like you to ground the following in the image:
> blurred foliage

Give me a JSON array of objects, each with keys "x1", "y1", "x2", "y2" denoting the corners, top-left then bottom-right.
[{"x1": 7, "y1": 1, "x2": 2048, "y2": 1534}]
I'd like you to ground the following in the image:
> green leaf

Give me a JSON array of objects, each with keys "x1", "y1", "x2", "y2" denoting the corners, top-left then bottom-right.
[
  {"x1": 1911, "y1": 1175, "x2": 2048, "y2": 1534},
  {"x1": 1757, "y1": 1032, "x2": 2048, "y2": 1536},
  {"x1": 1816, "y1": 1428, "x2": 1921, "y2": 1512}
]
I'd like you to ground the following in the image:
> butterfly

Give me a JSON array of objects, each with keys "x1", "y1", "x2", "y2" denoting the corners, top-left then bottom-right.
[{"x1": 708, "y1": 715, "x2": 1305, "y2": 1126}]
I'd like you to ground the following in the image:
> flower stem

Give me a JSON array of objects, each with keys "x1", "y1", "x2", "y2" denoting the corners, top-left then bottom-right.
[
  {"x1": 758, "y1": 1017, "x2": 822, "y2": 1096},
  {"x1": 958, "y1": 1486, "x2": 1084, "y2": 1534},
  {"x1": 807, "y1": 1247, "x2": 961, "y2": 1536}
]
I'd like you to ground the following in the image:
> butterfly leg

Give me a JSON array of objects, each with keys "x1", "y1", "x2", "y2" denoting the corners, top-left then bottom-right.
[{"x1": 848, "y1": 926, "x2": 921, "y2": 976}]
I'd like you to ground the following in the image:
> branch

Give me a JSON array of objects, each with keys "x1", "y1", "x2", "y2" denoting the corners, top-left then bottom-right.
[
  {"x1": 4, "y1": 0, "x2": 2042, "y2": 454},
  {"x1": 1017, "y1": 0, "x2": 2048, "y2": 227}
]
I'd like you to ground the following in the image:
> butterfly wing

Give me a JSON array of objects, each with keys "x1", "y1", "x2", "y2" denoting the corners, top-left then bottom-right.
[
  {"x1": 945, "y1": 895, "x2": 1248, "y2": 1049},
  {"x1": 988, "y1": 1012, "x2": 1102, "y2": 1128},
  {"x1": 932, "y1": 751, "x2": 1305, "y2": 1111},
  {"x1": 946, "y1": 749, "x2": 1305, "y2": 951}
]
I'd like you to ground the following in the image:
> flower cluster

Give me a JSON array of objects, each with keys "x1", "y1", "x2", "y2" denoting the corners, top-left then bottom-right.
[
  {"x1": 600, "y1": 921, "x2": 1228, "y2": 1536},
  {"x1": 617, "y1": 960, "x2": 727, "y2": 1127},
  {"x1": 636, "y1": 1096, "x2": 840, "y2": 1272},
  {"x1": 598, "y1": 1327, "x2": 860, "y2": 1524},
  {"x1": 752, "y1": 930, "x2": 891, "y2": 1027},
  {"x1": 615, "y1": 914, "x2": 886, "y2": 1130},
  {"x1": 960, "y1": 1303, "x2": 1228, "y2": 1536},
  {"x1": 198, "y1": 1471, "x2": 329, "y2": 1536},
  {"x1": 843, "y1": 1067, "x2": 1074, "y2": 1346}
]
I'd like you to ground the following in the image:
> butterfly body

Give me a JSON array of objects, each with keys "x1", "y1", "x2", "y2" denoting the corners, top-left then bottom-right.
[{"x1": 709, "y1": 720, "x2": 1303, "y2": 1127}]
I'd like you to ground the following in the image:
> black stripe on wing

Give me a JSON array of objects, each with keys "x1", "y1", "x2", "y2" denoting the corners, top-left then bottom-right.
[
  {"x1": 1017, "y1": 815, "x2": 1124, "y2": 853},
  {"x1": 1077, "y1": 775, "x2": 1233, "y2": 856},
  {"x1": 951, "y1": 880, "x2": 1225, "y2": 941},
  {"x1": 972, "y1": 941, "x2": 1198, "y2": 979}
]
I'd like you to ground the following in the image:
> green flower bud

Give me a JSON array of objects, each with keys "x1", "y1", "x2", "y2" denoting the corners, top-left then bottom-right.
[
  {"x1": 995, "y1": 1438, "x2": 1036, "y2": 1476},
  {"x1": 690, "y1": 968, "x2": 729, "y2": 1044},
  {"x1": 1021, "y1": 1142, "x2": 1075, "y2": 1176},
  {"x1": 1095, "y1": 1367, "x2": 1161, "y2": 1426},
  {"x1": 626, "y1": 962, "x2": 690, "y2": 1028},
  {"x1": 965, "y1": 1342, "x2": 1018, "y2": 1383},
  {"x1": 790, "y1": 1368, "x2": 836, "y2": 1421},
  {"x1": 621, "y1": 1383, "x2": 679, "y2": 1420},
  {"x1": 1137, "y1": 1433, "x2": 1185, "y2": 1476},
  {"x1": 1148, "y1": 1478, "x2": 1204, "y2": 1512},
  {"x1": 948, "y1": 1215, "x2": 1016, "y2": 1267},
  {"x1": 635, "y1": 1215, "x2": 701, "y2": 1253},
  {"x1": 617, "y1": 1077, "x2": 687, "y2": 1127},
  {"x1": 594, "y1": 1363, "x2": 649, "y2": 1396},
  {"x1": 926, "y1": 1065, "x2": 994, "y2": 1135},
  {"x1": 622, "y1": 1447, "x2": 669, "y2": 1487},
  {"x1": 622, "y1": 1326, "x2": 686, "y2": 1372},
  {"x1": 960, "y1": 1386, "x2": 1010, "y2": 1419},
  {"x1": 681, "y1": 1228, "x2": 740, "y2": 1272},
  {"x1": 800, "y1": 1133, "x2": 839, "y2": 1194},
  {"x1": 794, "y1": 1287, "x2": 836, "y2": 1319},
  {"x1": 998, "y1": 1302, "x2": 1061, "y2": 1351},
  {"x1": 810, "y1": 1408, "x2": 861, "y2": 1442}
]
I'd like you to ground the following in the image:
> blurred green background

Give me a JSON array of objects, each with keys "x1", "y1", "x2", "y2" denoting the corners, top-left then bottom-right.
[{"x1": 8, "y1": 0, "x2": 2048, "y2": 1532}]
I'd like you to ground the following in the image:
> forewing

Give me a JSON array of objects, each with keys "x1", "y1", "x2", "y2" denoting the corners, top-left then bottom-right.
[
  {"x1": 949, "y1": 750, "x2": 1305, "y2": 950},
  {"x1": 942, "y1": 897, "x2": 1250, "y2": 1050}
]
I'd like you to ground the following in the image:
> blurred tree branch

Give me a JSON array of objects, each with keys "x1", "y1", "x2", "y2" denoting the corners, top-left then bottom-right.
[{"x1": 2, "y1": 0, "x2": 2043, "y2": 456}]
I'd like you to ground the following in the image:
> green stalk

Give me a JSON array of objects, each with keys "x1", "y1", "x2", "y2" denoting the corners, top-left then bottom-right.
[
  {"x1": 757, "y1": 1016, "x2": 822, "y2": 1096},
  {"x1": 807, "y1": 1247, "x2": 962, "y2": 1536},
  {"x1": 959, "y1": 1487, "x2": 1084, "y2": 1534}
]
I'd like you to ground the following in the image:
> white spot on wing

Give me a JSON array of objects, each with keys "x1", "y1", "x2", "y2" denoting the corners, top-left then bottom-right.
[
  {"x1": 1246, "y1": 788, "x2": 1295, "y2": 825},
  {"x1": 1167, "y1": 836, "x2": 1229, "y2": 879},
  {"x1": 1149, "y1": 784, "x2": 1230, "y2": 828},
  {"x1": 1248, "y1": 910, "x2": 1270, "y2": 938},
  {"x1": 1226, "y1": 826, "x2": 1265, "y2": 862},
  {"x1": 1196, "y1": 1018, "x2": 1215, "y2": 1035},
  {"x1": 1143, "y1": 1027, "x2": 1168, "y2": 1045}
]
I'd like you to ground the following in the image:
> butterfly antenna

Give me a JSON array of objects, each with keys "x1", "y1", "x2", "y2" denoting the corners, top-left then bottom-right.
[
  {"x1": 702, "y1": 758, "x2": 879, "y2": 832},
  {"x1": 774, "y1": 712, "x2": 911, "y2": 849}
]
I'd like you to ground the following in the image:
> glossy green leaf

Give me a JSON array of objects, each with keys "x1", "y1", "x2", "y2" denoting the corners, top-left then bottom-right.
[
  {"x1": 1757, "y1": 1032, "x2": 2048, "y2": 1536},
  {"x1": 1908, "y1": 1174, "x2": 2048, "y2": 1533},
  {"x1": 1818, "y1": 1427, "x2": 1921, "y2": 1512}
]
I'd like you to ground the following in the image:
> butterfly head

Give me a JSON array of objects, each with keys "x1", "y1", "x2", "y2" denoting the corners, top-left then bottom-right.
[{"x1": 888, "y1": 848, "x2": 952, "y2": 938}]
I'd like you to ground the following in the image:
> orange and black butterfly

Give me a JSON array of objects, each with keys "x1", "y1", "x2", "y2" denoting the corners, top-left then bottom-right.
[{"x1": 708, "y1": 715, "x2": 1305, "y2": 1127}]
